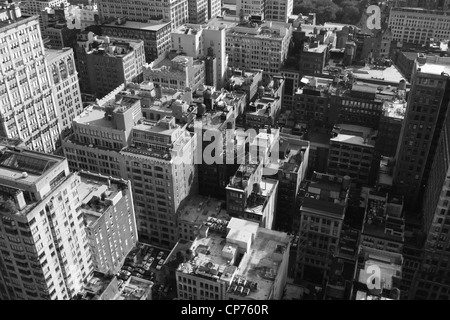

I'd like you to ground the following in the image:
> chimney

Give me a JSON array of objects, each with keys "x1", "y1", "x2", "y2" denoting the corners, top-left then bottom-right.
[
  {"x1": 417, "y1": 53, "x2": 427, "y2": 65},
  {"x1": 14, "y1": 190, "x2": 27, "y2": 211},
  {"x1": 155, "y1": 84, "x2": 162, "y2": 98}
]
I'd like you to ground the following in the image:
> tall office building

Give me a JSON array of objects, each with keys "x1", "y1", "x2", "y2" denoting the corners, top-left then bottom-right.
[
  {"x1": 265, "y1": 0, "x2": 293, "y2": 23},
  {"x1": 97, "y1": 0, "x2": 188, "y2": 30},
  {"x1": 295, "y1": 172, "x2": 350, "y2": 285},
  {"x1": 393, "y1": 54, "x2": 450, "y2": 210},
  {"x1": 0, "y1": 8, "x2": 61, "y2": 153},
  {"x1": 412, "y1": 104, "x2": 450, "y2": 300},
  {"x1": 207, "y1": 0, "x2": 221, "y2": 20},
  {"x1": 188, "y1": 0, "x2": 207, "y2": 24},
  {"x1": 79, "y1": 171, "x2": 138, "y2": 275},
  {"x1": 0, "y1": 145, "x2": 92, "y2": 300},
  {"x1": 120, "y1": 116, "x2": 197, "y2": 248},
  {"x1": 45, "y1": 47, "x2": 84, "y2": 133}
]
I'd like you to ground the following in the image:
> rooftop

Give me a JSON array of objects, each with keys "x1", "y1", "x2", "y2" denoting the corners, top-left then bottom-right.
[
  {"x1": 416, "y1": 55, "x2": 450, "y2": 76},
  {"x1": 103, "y1": 19, "x2": 170, "y2": 31},
  {"x1": 206, "y1": 15, "x2": 240, "y2": 30},
  {"x1": 347, "y1": 65, "x2": 407, "y2": 85},
  {"x1": 0, "y1": 9, "x2": 34, "y2": 30},
  {"x1": 331, "y1": 124, "x2": 377, "y2": 148},
  {"x1": 228, "y1": 20, "x2": 290, "y2": 39},
  {"x1": 277, "y1": 135, "x2": 308, "y2": 174},
  {"x1": 0, "y1": 147, "x2": 63, "y2": 185},
  {"x1": 77, "y1": 173, "x2": 127, "y2": 228},
  {"x1": 298, "y1": 172, "x2": 349, "y2": 217},
  {"x1": 74, "y1": 272, "x2": 115, "y2": 300},
  {"x1": 176, "y1": 218, "x2": 238, "y2": 284},
  {"x1": 228, "y1": 162, "x2": 259, "y2": 190},
  {"x1": 362, "y1": 188, "x2": 404, "y2": 242},
  {"x1": 357, "y1": 257, "x2": 402, "y2": 291},
  {"x1": 382, "y1": 100, "x2": 406, "y2": 119},
  {"x1": 44, "y1": 47, "x2": 73, "y2": 62},
  {"x1": 230, "y1": 227, "x2": 289, "y2": 300},
  {"x1": 303, "y1": 43, "x2": 328, "y2": 53},
  {"x1": 115, "y1": 276, "x2": 153, "y2": 300},
  {"x1": 244, "y1": 178, "x2": 278, "y2": 216},
  {"x1": 177, "y1": 195, "x2": 229, "y2": 225}
]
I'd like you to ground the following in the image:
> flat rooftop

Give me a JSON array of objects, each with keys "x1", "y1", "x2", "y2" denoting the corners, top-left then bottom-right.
[
  {"x1": 207, "y1": 16, "x2": 240, "y2": 30},
  {"x1": 303, "y1": 43, "x2": 328, "y2": 53},
  {"x1": 349, "y1": 65, "x2": 407, "y2": 85},
  {"x1": 115, "y1": 276, "x2": 153, "y2": 300},
  {"x1": 298, "y1": 172, "x2": 348, "y2": 216},
  {"x1": 382, "y1": 100, "x2": 406, "y2": 119},
  {"x1": 178, "y1": 195, "x2": 229, "y2": 225},
  {"x1": 358, "y1": 259, "x2": 401, "y2": 291},
  {"x1": 417, "y1": 57, "x2": 450, "y2": 76},
  {"x1": 177, "y1": 225, "x2": 238, "y2": 284},
  {"x1": 44, "y1": 47, "x2": 73, "y2": 62},
  {"x1": 245, "y1": 178, "x2": 278, "y2": 216},
  {"x1": 0, "y1": 147, "x2": 63, "y2": 185},
  {"x1": 232, "y1": 228, "x2": 289, "y2": 300},
  {"x1": 331, "y1": 124, "x2": 376, "y2": 147},
  {"x1": 103, "y1": 20, "x2": 170, "y2": 31}
]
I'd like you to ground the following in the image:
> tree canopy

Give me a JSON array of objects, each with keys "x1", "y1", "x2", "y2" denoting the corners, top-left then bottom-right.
[{"x1": 293, "y1": 0, "x2": 370, "y2": 25}]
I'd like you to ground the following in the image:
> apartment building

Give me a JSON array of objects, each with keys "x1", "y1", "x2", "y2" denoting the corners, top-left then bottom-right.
[
  {"x1": 45, "y1": 47, "x2": 84, "y2": 132},
  {"x1": 388, "y1": 7, "x2": 450, "y2": 45},
  {"x1": 74, "y1": 32, "x2": 145, "y2": 98},
  {"x1": 171, "y1": 23, "x2": 228, "y2": 88},
  {"x1": 143, "y1": 53, "x2": 205, "y2": 93},
  {"x1": 265, "y1": 0, "x2": 293, "y2": 23},
  {"x1": 62, "y1": 87, "x2": 142, "y2": 177},
  {"x1": 120, "y1": 116, "x2": 197, "y2": 248},
  {"x1": 226, "y1": 68, "x2": 263, "y2": 105},
  {"x1": 236, "y1": 0, "x2": 265, "y2": 19},
  {"x1": 0, "y1": 8, "x2": 61, "y2": 153},
  {"x1": 296, "y1": 172, "x2": 350, "y2": 285},
  {"x1": 187, "y1": 0, "x2": 207, "y2": 24},
  {"x1": 0, "y1": 146, "x2": 92, "y2": 300},
  {"x1": 207, "y1": 0, "x2": 221, "y2": 20},
  {"x1": 101, "y1": 19, "x2": 171, "y2": 63},
  {"x1": 246, "y1": 76, "x2": 284, "y2": 127},
  {"x1": 173, "y1": 217, "x2": 290, "y2": 300},
  {"x1": 97, "y1": 0, "x2": 188, "y2": 30},
  {"x1": 360, "y1": 190, "x2": 405, "y2": 254},
  {"x1": 225, "y1": 20, "x2": 292, "y2": 85},
  {"x1": 79, "y1": 171, "x2": 137, "y2": 275},
  {"x1": 328, "y1": 124, "x2": 377, "y2": 186},
  {"x1": 227, "y1": 162, "x2": 279, "y2": 230},
  {"x1": 268, "y1": 133, "x2": 309, "y2": 232}
]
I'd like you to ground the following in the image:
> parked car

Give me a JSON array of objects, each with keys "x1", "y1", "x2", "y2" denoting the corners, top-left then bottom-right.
[
  {"x1": 122, "y1": 266, "x2": 133, "y2": 272},
  {"x1": 157, "y1": 251, "x2": 164, "y2": 260},
  {"x1": 158, "y1": 259, "x2": 164, "y2": 265}
]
